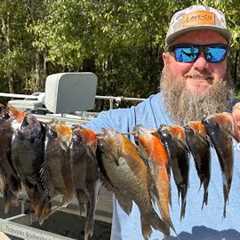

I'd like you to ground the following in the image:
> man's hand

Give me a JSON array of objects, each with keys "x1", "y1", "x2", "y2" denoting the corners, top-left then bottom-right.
[{"x1": 232, "y1": 102, "x2": 240, "y2": 142}]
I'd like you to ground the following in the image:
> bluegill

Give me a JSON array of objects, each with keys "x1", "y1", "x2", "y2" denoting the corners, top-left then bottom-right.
[
  {"x1": 70, "y1": 126, "x2": 100, "y2": 240},
  {"x1": 202, "y1": 112, "x2": 234, "y2": 217},
  {"x1": 11, "y1": 113, "x2": 50, "y2": 222},
  {"x1": 159, "y1": 125, "x2": 189, "y2": 220},
  {"x1": 97, "y1": 128, "x2": 169, "y2": 239},
  {"x1": 185, "y1": 121, "x2": 211, "y2": 208},
  {"x1": 133, "y1": 126, "x2": 175, "y2": 233},
  {"x1": 0, "y1": 105, "x2": 22, "y2": 212}
]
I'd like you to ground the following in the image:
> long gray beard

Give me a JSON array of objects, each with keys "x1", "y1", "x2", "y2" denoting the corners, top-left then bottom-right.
[{"x1": 160, "y1": 67, "x2": 233, "y2": 125}]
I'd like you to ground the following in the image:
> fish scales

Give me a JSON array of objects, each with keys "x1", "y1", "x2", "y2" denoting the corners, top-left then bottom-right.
[
  {"x1": 0, "y1": 111, "x2": 21, "y2": 212},
  {"x1": 185, "y1": 121, "x2": 211, "y2": 208},
  {"x1": 98, "y1": 128, "x2": 169, "y2": 239},
  {"x1": 134, "y1": 126, "x2": 176, "y2": 234},
  {"x1": 45, "y1": 124, "x2": 74, "y2": 204},
  {"x1": 0, "y1": 105, "x2": 25, "y2": 212},
  {"x1": 158, "y1": 125, "x2": 189, "y2": 220},
  {"x1": 203, "y1": 113, "x2": 233, "y2": 217},
  {"x1": 11, "y1": 114, "x2": 50, "y2": 221},
  {"x1": 70, "y1": 126, "x2": 100, "y2": 240}
]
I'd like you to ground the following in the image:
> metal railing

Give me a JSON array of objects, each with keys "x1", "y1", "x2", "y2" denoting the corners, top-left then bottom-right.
[{"x1": 0, "y1": 92, "x2": 145, "y2": 110}]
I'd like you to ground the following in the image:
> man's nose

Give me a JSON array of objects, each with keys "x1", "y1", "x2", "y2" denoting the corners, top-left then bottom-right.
[{"x1": 192, "y1": 52, "x2": 209, "y2": 71}]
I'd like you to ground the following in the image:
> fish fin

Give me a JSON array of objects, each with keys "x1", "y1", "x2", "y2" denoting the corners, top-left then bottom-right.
[
  {"x1": 115, "y1": 193, "x2": 133, "y2": 215},
  {"x1": 76, "y1": 189, "x2": 88, "y2": 215},
  {"x1": 38, "y1": 197, "x2": 52, "y2": 225},
  {"x1": 141, "y1": 214, "x2": 152, "y2": 240},
  {"x1": 223, "y1": 182, "x2": 229, "y2": 218},
  {"x1": 96, "y1": 145, "x2": 116, "y2": 190},
  {"x1": 201, "y1": 188, "x2": 208, "y2": 209},
  {"x1": 84, "y1": 183, "x2": 99, "y2": 240},
  {"x1": 39, "y1": 159, "x2": 49, "y2": 196},
  {"x1": 180, "y1": 191, "x2": 187, "y2": 220},
  {"x1": 148, "y1": 210, "x2": 170, "y2": 237}
]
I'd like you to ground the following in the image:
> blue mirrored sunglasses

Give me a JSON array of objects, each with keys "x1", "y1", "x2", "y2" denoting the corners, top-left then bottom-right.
[{"x1": 168, "y1": 44, "x2": 229, "y2": 63}]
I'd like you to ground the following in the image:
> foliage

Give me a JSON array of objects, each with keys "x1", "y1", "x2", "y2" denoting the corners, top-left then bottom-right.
[{"x1": 0, "y1": 0, "x2": 239, "y2": 102}]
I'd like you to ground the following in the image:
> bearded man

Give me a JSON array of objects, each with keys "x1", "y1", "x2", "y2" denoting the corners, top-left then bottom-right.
[{"x1": 86, "y1": 5, "x2": 240, "y2": 240}]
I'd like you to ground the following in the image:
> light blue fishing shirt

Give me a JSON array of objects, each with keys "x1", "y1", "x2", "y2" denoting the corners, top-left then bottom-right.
[{"x1": 86, "y1": 92, "x2": 240, "y2": 240}]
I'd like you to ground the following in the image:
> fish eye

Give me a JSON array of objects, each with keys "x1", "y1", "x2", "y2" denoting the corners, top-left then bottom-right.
[
  {"x1": 47, "y1": 128, "x2": 57, "y2": 138},
  {"x1": 134, "y1": 137, "x2": 139, "y2": 145}
]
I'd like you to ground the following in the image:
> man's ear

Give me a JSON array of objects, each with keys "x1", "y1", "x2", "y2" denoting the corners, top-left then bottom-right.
[{"x1": 162, "y1": 52, "x2": 170, "y2": 65}]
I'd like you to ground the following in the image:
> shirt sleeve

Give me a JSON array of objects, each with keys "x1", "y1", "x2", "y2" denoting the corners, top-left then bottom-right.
[{"x1": 84, "y1": 108, "x2": 132, "y2": 133}]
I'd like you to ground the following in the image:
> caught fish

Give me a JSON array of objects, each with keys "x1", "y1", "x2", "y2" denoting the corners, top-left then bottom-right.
[
  {"x1": 202, "y1": 113, "x2": 234, "y2": 217},
  {"x1": 97, "y1": 128, "x2": 169, "y2": 239},
  {"x1": 0, "y1": 105, "x2": 22, "y2": 212},
  {"x1": 158, "y1": 125, "x2": 189, "y2": 219},
  {"x1": 45, "y1": 122, "x2": 74, "y2": 208},
  {"x1": 185, "y1": 121, "x2": 211, "y2": 208},
  {"x1": 133, "y1": 126, "x2": 175, "y2": 232},
  {"x1": 11, "y1": 113, "x2": 50, "y2": 221},
  {"x1": 70, "y1": 126, "x2": 100, "y2": 240}
]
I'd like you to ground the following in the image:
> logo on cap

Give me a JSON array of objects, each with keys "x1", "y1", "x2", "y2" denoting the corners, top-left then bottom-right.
[{"x1": 180, "y1": 10, "x2": 215, "y2": 27}]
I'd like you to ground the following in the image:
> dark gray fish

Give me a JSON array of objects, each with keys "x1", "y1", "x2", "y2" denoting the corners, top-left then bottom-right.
[
  {"x1": 11, "y1": 114, "x2": 50, "y2": 221},
  {"x1": 158, "y1": 125, "x2": 189, "y2": 220},
  {"x1": 97, "y1": 128, "x2": 170, "y2": 239},
  {"x1": 0, "y1": 105, "x2": 22, "y2": 212},
  {"x1": 45, "y1": 123, "x2": 74, "y2": 209},
  {"x1": 202, "y1": 113, "x2": 234, "y2": 217},
  {"x1": 184, "y1": 121, "x2": 211, "y2": 208},
  {"x1": 70, "y1": 126, "x2": 100, "y2": 240}
]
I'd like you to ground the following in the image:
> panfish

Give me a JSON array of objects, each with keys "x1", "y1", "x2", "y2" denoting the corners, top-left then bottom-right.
[
  {"x1": 11, "y1": 114, "x2": 50, "y2": 221},
  {"x1": 185, "y1": 121, "x2": 211, "y2": 207},
  {"x1": 45, "y1": 122, "x2": 74, "y2": 207},
  {"x1": 159, "y1": 125, "x2": 189, "y2": 219},
  {"x1": 0, "y1": 105, "x2": 21, "y2": 212},
  {"x1": 202, "y1": 113, "x2": 233, "y2": 217},
  {"x1": 70, "y1": 126, "x2": 100, "y2": 240},
  {"x1": 133, "y1": 126, "x2": 175, "y2": 233},
  {"x1": 97, "y1": 128, "x2": 169, "y2": 239}
]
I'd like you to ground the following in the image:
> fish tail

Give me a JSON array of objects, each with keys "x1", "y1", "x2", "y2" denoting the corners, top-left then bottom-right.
[
  {"x1": 223, "y1": 183, "x2": 229, "y2": 217},
  {"x1": 149, "y1": 211, "x2": 170, "y2": 237},
  {"x1": 201, "y1": 182, "x2": 209, "y2": 209},
  {"x1": 180, "y1": 188, "x2": 187, "y2": 220},
  {"x1": 38, "y1": 199, "x2": 52, "y2": 225},
  {"x1": 84, "y1": 201, "x2": 95, "y2": 240},
  {"x1": 202, "y1": 191, "x2": 208, "y2": 209},
  {"x1": 84, "y1": 183, "x2": 99, "y2": 240},
  {"x1": 76, "y1": 189, "x2": 88, "y2": 215},
  {"x1": 3, "y1": 190, "x2": 11, "y2": 214},
  {"x1": 3, "y1": 189, "x2": 19, "y2": 213},
  {"x1": 140, "y1": 214, "x2": 152, "y2": 240}
]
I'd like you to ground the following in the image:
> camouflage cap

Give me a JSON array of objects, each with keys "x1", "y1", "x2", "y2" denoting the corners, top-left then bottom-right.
[{"x1": 165, "y1": 5, "x2": 231, "y2": 46}]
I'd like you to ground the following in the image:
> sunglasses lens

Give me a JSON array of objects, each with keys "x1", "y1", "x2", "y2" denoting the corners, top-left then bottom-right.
[
  {"x1": 205, "y1": 46, "x2": 227, "y2": 63},
  {"x1": 174, "y1": 47, "x2": 199, "y2": 63}
]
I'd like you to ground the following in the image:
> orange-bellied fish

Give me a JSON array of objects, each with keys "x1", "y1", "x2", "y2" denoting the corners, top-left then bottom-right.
[
  {"x1": 97, "y1": 128, "x2": 169, "y2": 239},
  {"x1": 45, "y1": 122, "x2": 74, "y2": 204},
  {"x1": 158, "y1": 125, "x2": 189, "y2": 219},
  {"x1": 133, "y1": 126, "x2": 175, "y2": 233},
  {"x1": 70, "y1": 126, "x2": 100, "y2": 240},
  {"x1": 202, "y1": 112, "x2": 234, "y2": 217},
  {"x1": 184, "y1": 121, "x2": 211, "y2": 208}
]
